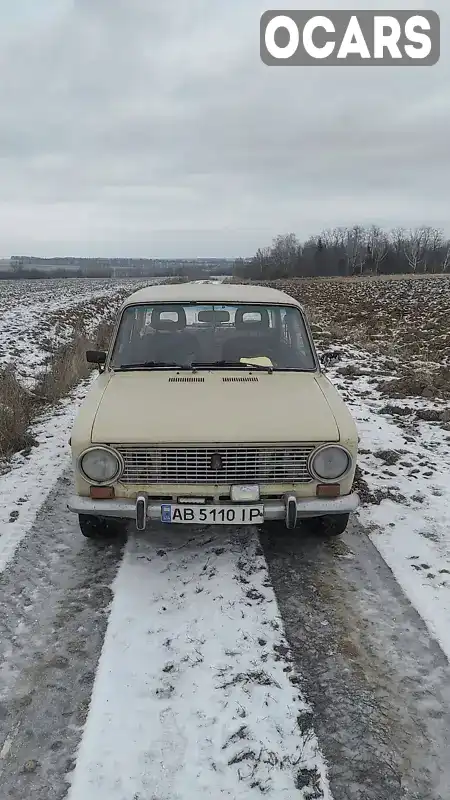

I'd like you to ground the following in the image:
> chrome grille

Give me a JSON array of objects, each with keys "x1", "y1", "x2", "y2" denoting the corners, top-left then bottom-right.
[{"x1": 115, "y1": 445, "x2": 315, "y2": 484}]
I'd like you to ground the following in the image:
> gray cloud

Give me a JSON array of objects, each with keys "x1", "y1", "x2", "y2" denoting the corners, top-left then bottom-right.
[{"x1": 0, "y1": 0, "x2": 449, "y2": 256}]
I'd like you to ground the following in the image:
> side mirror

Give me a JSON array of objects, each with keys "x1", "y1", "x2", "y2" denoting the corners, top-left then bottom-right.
[{"x1": 86, "y1": 350, "x2": 107, "y2": 365}]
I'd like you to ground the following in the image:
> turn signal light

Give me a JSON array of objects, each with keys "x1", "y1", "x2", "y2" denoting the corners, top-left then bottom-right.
[
  {"x1": 316, "y1": 484, "x2": 340, "y2": 498},
  {"x1": 90, "y1": 486, "x2": 115, "y2": 499}
]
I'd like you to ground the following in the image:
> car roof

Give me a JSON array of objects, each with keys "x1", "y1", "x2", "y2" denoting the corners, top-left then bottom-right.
[{"x1": 120, "y1": 281, "x2": 303, "y2": 310}]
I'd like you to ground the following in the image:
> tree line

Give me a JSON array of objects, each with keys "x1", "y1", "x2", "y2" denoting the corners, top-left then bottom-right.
[
  {"x1": 0, "y1": 264, "x2": 232, "y2": 281},
  {"x1": 233, "y1": 226, "x2": 450, "y2": 280}
]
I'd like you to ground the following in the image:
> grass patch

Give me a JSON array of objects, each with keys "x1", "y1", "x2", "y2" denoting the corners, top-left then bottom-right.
[
  {"x1": 0, "y1": 368, "x2": 37, "y2": 458},
  {"x1": 35, "y1": 330, "x2": 92, "y2": 402}
]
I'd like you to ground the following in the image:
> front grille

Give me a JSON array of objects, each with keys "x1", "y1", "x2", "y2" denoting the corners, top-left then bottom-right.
[{"x1": 115, "y1": 445, "x2": 315, "y2": 484}]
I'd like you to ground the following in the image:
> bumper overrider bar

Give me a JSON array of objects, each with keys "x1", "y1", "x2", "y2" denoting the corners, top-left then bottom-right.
[{"x1": 68, "y1": 492, "x2": 360, "y2": 531}]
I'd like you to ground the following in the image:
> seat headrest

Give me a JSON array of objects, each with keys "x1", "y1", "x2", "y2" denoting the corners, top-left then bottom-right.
[
  {"x1": 235, "y1": 306, "x2": 270, "y2": 330},
  {"x1": 151, "y1": 305, "x2": 187, "y2": 331},
  {"x1": 197, "y1": 309, "x2": 230, "y2": 324}
]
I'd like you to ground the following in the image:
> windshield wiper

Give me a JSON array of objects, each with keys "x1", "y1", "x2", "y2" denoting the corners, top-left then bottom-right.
[
  {"x1": 189, "y1": 360, "x2": 273, "y2": 373},
  {"x1": 115, "y1": 360, "x2": 274, "y2": 373},
  {"x1": 116, "y1": 361, "x2": 187, "y2": 371}
]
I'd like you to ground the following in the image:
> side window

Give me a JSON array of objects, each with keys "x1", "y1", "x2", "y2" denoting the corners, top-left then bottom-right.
[
  {"x1": 112, "y1": 308, "x2": 140, "y2": 359},
  {"x1": 159, "y1": 311, "x2": 178, "y2": 321},
  {"x1": 279, "y1": 309, "x2": 291, "y2": 345},
  {"x1": 267, "y1": 308, "x2": 277, "y2": 330},
  {"x1": 133, "y1": 308, "x2": 148, "y2": 337},
  {"x1": 239, "y1": 310, "x2": 262, "y2": 323},
  {"x1": 288, "y1": 309, "x2": 309, "y2": 356}
]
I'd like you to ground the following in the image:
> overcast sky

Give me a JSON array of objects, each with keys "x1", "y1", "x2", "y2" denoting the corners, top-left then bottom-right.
[{"x1": 0, "y1": 0, "x2": 448, "y2": 257}]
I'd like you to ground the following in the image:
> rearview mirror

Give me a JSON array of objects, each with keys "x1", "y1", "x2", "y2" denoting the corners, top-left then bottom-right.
[
  {"x1": 86, "y1": 350, "x2": 107, "y2": 365},
  {"x1": 197, "y1": 310, "x2": 230, "y2": 323}
]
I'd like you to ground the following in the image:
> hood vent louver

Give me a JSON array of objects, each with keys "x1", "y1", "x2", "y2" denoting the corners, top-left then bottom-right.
[
  {"x1": 222, "y1": 376, "x2": 259, "y2": 383},
  {"x1": 168, "y1": 376, "x2": 205, "y2": 383},
  {"x1": 167, "y1": 376, "x2": 260, "y2": 383}
]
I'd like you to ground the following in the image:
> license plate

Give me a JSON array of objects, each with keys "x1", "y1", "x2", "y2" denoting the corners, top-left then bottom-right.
[{"x1": 160, "y1": 504, "x2": 264, "y2": 525}]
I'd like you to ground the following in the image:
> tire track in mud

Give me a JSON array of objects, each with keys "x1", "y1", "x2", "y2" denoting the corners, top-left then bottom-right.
[
  {"x1": 0, "y1": 474, "x2": 125, "y2": 800},
  {"x1": 65, "y1": 527, "x2": 331, "y2": 800},
  {"x1": 0, "y1": 477, "x2": 331, "y2": 800},
  {"x1": 3, "y1": 474, "x2": 450, "y2": 800},
  {"x1": 260, "y1": 520, "x2": 450, "y2": 800}
]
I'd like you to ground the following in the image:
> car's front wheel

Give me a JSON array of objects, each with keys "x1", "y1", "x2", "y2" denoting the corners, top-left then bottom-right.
[
  {"x1": 305, "y1": 513, "x2": 350, "y2": 537},
  {"x1": 78, "y1": 514, "x2": 125, "y2": 540}
]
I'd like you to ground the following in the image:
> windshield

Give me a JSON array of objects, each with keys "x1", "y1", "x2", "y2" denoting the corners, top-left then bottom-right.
[{"x1": 109, "y1": 302, "x2": 316, "y2": 371}]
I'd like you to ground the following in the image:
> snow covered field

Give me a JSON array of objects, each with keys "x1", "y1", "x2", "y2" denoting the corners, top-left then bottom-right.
[
  {"x1": 0, "y1": 274, "x2": 450, "y2": 799},
  {"x1": 272, "y1": 274, "x2": 450, "y2": 662},
  {"x1": 0, "y1": 277, "x2": 149, "y2": 387},
  {"x1": 324, "y1": 343, "x2": 450, "y2": 663}
]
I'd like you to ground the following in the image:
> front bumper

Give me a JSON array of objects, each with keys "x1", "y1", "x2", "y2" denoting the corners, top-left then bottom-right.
[{"x1": 67, "y1": 492, "x2": 359, "y2": 531}]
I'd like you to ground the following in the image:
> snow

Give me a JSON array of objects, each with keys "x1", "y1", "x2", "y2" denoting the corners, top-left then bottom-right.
[
  {"x1": 2, "y1": 271, "x2": 450, "y2": 796},
  {"x1": 0, "y1": 276, "x2": 149, "y2": 567},
  {"x1": 325, "y1": 343, "x2": 450, "y2": 664},
  {"x1": 0, "y1": 276, "x2": 220, "y2": 567},
  {"x1": 0, "y1": 277, "x2": 150, "y2": 387},
  {"x1": 0, "y1": 379, "x2": 92, "y2": 573},
  {"x1": 0, "y1": 277, "x2": 222, "y2": 389},
  {"x1": 66, "y1": 529, "x2": 333, "y2": 800}
]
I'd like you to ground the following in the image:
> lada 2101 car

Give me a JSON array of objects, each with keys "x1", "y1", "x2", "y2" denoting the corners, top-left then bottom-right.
[{"x1": 68, "y1": 282, "x2": 359, "y2": 538}]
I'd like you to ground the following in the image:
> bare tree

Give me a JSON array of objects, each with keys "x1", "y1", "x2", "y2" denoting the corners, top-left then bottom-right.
[
  {"x1": 402, "y1": 226, "x2": 433, "y2": 274},
  {"x1": 390, "y1": 227, "x2": 406, "y2": 251},
  {"x1": 426, "y1": 227, "x2": 444, "y2": 273},
  {"x1": 367, "y1": 225, "x2": 388, "y2": 274},
  {"x1": 253, "y1": 247, "x2": 272, "y2": 278},
  {"x1": 317, "y1": 227, "x2": 344, "y2": 249},
  {"x1": 345, "y1": 225, "x2": 367, "y2": 274},
  {"x1": 270, "y1": 233, "x2": 301, "y2": 276},
  {"x1": 234, "y1": 223, "x2": 450, "y2": 281},
  {"x1": 440, "y1": 241, "x2": 450, "y2": 273}
]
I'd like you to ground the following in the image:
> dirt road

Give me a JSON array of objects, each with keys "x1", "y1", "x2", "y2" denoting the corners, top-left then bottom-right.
[{"x1": 1, "y1": 474, "x2": 449, "y2": 799}]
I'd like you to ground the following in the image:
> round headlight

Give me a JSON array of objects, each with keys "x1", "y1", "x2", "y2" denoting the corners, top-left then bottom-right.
[
  {"x1": 80, "y1": 447, "x2": 121, "y2": 484},
  {"x1": 309, "y1": 445, "x2": 351, "y2": 481}
]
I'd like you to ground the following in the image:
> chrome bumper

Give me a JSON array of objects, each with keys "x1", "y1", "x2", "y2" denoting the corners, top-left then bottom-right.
[{"x1": 68, "y1": 492, "x2": 359, "y2": 531}]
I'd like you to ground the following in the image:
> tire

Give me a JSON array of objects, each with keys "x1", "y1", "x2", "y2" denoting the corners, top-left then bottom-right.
[
  {"x1": 78, "y1": 514, "x2": 125, "y2": 540},
  {"x1": 305, "y1": 513, "x2": 350, "y2": 537}
]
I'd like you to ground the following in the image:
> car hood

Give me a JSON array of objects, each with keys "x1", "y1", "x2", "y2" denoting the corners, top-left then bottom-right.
[{"x1": 90, "y1": 371, "x2": 342, "y2": 444}]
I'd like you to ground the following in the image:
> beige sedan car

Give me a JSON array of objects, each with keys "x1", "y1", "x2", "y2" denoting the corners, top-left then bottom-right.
[{"x1": 68, "y1": 282, "x2": 359, "y2": 538}]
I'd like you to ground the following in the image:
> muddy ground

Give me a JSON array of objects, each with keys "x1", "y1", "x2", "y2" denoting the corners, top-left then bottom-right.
[{"x1": 1, "y1": 474, "x2": 450, "y2": 799}]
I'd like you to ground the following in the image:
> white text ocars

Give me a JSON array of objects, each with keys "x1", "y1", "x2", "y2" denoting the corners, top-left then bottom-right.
[{"x1": 68, "y1": 282, "x2": 359, "y2": 539}]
